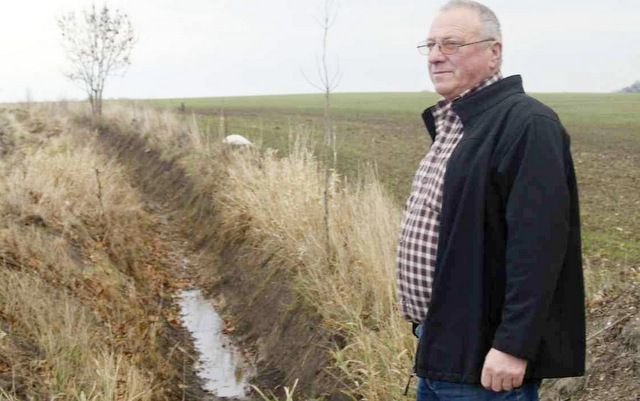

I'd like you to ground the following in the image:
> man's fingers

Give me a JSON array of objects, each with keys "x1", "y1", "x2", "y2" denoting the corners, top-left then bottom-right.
[
  {"x1": 488, "y1": 372, "x2": 514, "y2": 392},
  {"x1": 512, "y1": 375, "x2": 524, "y2": 389},
  {"x1": 480, "y1": 366, "x2": 491, "y2": 390},
  {"x1": 491, "y1": 373, "x2": 503, "y2": 392},
  {"x1": 481, "y1": 348, "x2": 528, "y2": 392},
  {"x1": 482, "y1": 367, "x2": 514, "y2": 392}
]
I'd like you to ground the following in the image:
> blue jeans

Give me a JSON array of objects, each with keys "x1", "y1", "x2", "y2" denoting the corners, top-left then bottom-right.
[
  {"x1": 417, "y1": 378, "x2": 538, "y2": 401},
  {"x1": 415, "y1": 325, "x2": 539, "y2": 401}
]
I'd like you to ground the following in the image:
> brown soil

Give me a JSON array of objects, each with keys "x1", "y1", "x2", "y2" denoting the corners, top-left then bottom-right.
[
  {"x1": 199, "y1": 243, "x2": 350, "y2": 400},
  {"x1": 131, "y1": 213, "x2": 212, "y2": 401},
  {"x1": 96, "y1": 126, "x2": 349, "y2": 400},
  {"x1": 541, "y1": 282, "x2": 640, "y2": 401}
]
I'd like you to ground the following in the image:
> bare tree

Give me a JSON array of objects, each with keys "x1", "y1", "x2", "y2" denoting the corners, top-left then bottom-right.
[
  {"x1": 58, "y1": 4, "x2": 135, "y2": 117},
  {"x1": 302, "y1": 0, "x2": 341, "y2": 260}
]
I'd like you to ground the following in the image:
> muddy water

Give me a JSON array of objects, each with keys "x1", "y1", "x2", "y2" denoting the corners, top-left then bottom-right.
[{"x1": 178, "y1": 289, "x2": 254, "y2": 399}]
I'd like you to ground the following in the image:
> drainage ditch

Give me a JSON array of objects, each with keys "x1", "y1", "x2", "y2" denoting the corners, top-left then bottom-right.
[{"x1": 178, "y1": 288, "x2": 255, "y2": 399}]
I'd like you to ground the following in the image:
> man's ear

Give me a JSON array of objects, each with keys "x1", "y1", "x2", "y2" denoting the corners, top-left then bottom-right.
[{"x1": 489, "y1": 41, "x2": 502, "y2": 71}]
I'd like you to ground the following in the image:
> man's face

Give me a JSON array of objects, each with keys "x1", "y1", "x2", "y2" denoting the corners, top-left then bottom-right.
[{"x1": 427, "y1": 8, "x2": 500, "y2": 100}]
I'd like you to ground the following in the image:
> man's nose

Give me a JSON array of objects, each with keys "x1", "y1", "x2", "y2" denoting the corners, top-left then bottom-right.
[{"x1": 428, "y1": 44, "x2": 446, "y2": 63}]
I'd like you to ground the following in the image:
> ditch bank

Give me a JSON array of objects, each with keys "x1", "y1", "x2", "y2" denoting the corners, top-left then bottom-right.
[
  {"x1": 0, "y1": 107, "x2": 209, "y2": 400},
  {"x1": 94, "y1": 122, "x2": 349, "y2": 400}
]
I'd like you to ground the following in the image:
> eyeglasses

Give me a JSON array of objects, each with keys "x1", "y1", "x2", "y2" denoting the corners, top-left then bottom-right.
[{"x1": 417, "y1": 38, "x2": 495, "y2": 55}]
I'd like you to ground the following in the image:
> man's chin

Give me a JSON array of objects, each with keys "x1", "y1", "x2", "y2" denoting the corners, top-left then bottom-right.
[{"x1": 433, "y1": 83, "x2": 453, "y2": 99}]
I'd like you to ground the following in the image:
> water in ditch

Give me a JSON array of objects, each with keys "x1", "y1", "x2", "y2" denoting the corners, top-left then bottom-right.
[{"x1": 178, "y1": 288, "x2": 254, "y2": 399}]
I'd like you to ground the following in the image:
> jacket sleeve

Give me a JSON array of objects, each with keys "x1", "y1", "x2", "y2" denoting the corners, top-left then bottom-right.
[{"x1": 491, "y1": 114, "x2": 571, "y2": 360}]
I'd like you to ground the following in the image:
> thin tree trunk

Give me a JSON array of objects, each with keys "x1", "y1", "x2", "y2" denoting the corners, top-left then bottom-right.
[
  {"x1": 321, "y1": 0, "x2": 332, "y2": 265},
  {"x1": 324, "y1": 87, "x2": 331, "y2": 262}
]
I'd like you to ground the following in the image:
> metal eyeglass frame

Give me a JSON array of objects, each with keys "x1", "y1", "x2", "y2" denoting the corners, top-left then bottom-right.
[{"x1": 417, "y1": 38, "x2": 495, "y2": 55}]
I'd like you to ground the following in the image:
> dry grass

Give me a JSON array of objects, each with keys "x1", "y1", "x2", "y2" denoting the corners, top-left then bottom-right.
[
  {"x1": 215, "y1": 144, "x2": 415, "y2": 400},
  {"x1": 0, "y1": 270, "x2": 150, "y2": 400},
  {"x1": 0, "y1": 105, "x2": 172, "y2": 400}
]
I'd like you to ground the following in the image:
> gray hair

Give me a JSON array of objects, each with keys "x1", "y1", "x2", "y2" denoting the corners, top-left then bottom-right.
[{"x1": 441, "y1": 0, "x2": 502, "y2": 42}]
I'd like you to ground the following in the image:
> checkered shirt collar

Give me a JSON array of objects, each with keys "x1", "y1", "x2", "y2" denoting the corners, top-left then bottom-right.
[{"x1": 432, "y1": 73, "x2": 503, "y2": 118}]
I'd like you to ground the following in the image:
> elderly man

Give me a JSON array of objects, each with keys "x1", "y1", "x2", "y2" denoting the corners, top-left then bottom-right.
[{"x1": 396, "y1": 1, "x2": 585, "y2": 400}]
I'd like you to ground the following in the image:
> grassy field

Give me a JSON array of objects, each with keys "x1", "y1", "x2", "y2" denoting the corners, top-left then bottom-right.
[
  {"x1": 150, "y1": 92, "x2": 439, "y2": 115},
  {"x1": 150, "y1": 91, "x2": 640, "y2": 123},
  {"x1": 150, "y1": 91, "x2": 640, "y2": 300}
]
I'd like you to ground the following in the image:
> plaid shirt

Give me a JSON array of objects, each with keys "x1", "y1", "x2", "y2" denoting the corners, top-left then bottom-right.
[{"x1": 397, "y1": 74, "x2": 502, "y2": 323}]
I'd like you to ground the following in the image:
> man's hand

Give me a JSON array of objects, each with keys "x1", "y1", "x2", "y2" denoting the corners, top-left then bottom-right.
[{"x1": 480, "y1": 348, "x2": 528, "y2": 392}]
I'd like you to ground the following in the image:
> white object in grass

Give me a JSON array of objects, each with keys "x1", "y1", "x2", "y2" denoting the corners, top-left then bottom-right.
[{"x1": 222, "y1": 134, "x2": 252, "y2": 146}]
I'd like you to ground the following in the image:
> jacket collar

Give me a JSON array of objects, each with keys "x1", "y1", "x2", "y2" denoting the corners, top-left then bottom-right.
[{"x1": 422, "y1": 75, "x2": 525, "y2": 141}]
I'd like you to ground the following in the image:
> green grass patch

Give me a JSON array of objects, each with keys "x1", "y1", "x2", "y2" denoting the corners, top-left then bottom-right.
[
  {"x1": 150, "y1": 91, "x2": 640, "y2": 122},
  {"x1": 150, "y1": 92, "x2": 440, "y2": 115},
  {"x1": 583, "y1": 230, "x2": 640, "y2": 262}
]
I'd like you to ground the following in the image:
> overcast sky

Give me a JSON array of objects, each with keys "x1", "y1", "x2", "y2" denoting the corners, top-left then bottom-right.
[{"x1": 1, "y1": 0, "x2": 639, "y2": 102}]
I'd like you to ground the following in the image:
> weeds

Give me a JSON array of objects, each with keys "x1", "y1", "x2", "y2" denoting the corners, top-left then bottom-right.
[{"x1": 252, "y1": 379, "x2": 299, "y2": 401}]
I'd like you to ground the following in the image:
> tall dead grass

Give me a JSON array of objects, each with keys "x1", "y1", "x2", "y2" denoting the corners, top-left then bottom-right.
[
  {"x1": 213, "y1": 143, "x2": 415, "y2": 400},
  {"x1": 0, "y1": 270, "x2": 149, "y2": 400},
  {"x1": 100, "y1": 103, "x2": 417, "y2": 400},
  {"x1": 0, "y1": 106, "x2": 154, "y2": 400}
]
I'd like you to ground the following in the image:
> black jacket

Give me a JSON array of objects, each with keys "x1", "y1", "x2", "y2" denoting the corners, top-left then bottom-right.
[{"x1": 415, "y1": 75, "x2": 585, "y2": 383}]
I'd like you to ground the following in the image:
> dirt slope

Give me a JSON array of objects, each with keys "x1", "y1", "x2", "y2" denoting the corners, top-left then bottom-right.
[
  {"x1": 541, "y1": 283, "x2": 640, "y2": 401},
  {"x1": 0, "y1": 107, "x2": 209, "y2": 400}
]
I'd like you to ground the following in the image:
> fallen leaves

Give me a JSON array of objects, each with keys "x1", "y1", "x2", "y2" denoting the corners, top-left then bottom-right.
[
  {"x1": 172, "y1": 278, "x2": 191, "y2": 290},
  {"x1": 163, "y1": 309, "x2": 182, "y2": 326}
]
